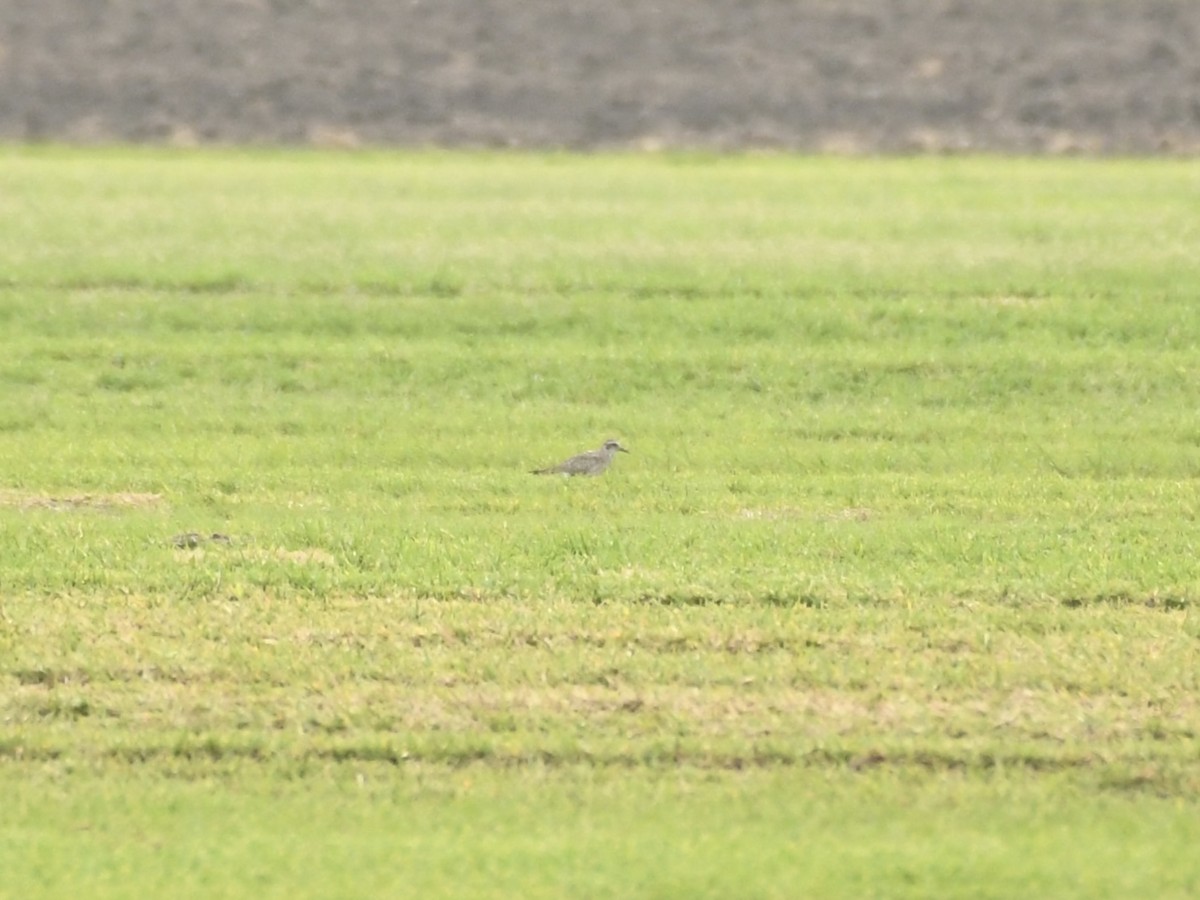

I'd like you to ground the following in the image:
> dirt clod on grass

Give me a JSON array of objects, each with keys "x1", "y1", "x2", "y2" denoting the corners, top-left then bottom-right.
[{"x1": 170, "y1": 532, "x2": 232, "y2": 549}]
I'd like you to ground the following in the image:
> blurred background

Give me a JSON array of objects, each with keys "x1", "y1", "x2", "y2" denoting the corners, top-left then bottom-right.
[{"x1": 1, "y1": 0, "x2": 1197, "y2": 153}]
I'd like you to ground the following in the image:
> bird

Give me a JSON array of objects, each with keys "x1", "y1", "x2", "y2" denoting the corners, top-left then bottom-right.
[{"x1": 532, "y1": 439, "x2": 631, "y2": 476}]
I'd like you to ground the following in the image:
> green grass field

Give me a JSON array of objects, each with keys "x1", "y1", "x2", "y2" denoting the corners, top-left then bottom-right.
[{"x1": 1, "y1": 147, "x2": 1198, "y2": 898}]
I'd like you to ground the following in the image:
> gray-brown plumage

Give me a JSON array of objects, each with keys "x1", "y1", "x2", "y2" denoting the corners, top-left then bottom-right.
[{"x1": 532, "y1": 439, "x2": 630, "y2": 476}]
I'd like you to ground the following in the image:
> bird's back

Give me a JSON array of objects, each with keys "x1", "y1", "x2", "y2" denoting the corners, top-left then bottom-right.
[{"x1": 534, "y1": 447, "x2": 610, "y2": 476}]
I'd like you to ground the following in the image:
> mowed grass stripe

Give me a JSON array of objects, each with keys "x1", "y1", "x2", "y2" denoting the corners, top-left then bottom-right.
[{"x1": 2, "y1": 594, "x2": 1195, "y2": 790}]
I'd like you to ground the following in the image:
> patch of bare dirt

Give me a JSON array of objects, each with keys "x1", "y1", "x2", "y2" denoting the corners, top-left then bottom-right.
[
  {"x1": 1, "y1": 490, "x2": 163, "y2": 511},
  {"x1": 269, "y1": 547, "x2": 337, "y2": 566},
  {"x1": 1, "y1": 0, "x2": 1197, "y2": 152},
  {"x1": 735, "y1": 507, "x2": 873, "y2": 521},
  {"x1": 169, "y1": 541, "x2": 336, "y2": 565}
]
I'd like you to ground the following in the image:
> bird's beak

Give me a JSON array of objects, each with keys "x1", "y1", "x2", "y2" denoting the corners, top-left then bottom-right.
[{"x1": 619, "y1": 446, "x2": 631, "y2": 454}]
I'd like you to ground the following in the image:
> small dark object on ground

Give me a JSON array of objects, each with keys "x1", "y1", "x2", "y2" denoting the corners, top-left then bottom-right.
[{"x1": 171, "y1": 532, "x2": 232, "y2": 548}]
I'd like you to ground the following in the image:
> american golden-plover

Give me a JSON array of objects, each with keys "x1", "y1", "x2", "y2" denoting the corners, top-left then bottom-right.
[{"x1": 532, "y1": 439, "x2": 630, "y2": 476}]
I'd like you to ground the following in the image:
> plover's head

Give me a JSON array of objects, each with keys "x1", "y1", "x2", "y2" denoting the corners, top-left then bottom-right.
[{"x1": 603, "y1": 439, "x2": 630, "y2": 454}]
